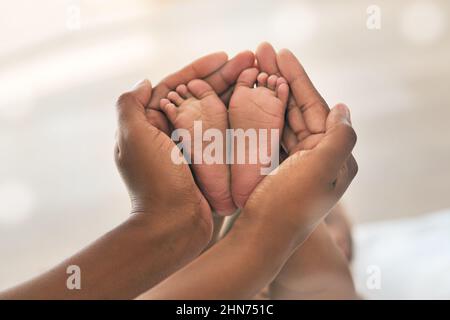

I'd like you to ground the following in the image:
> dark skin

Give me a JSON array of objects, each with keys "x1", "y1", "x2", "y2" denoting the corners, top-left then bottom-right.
[
  {"x1": 268, "y1": 223, "x2": 356, "y2": 299},
  {"x1": 0, "y1": 45, "x2": 357, "y2": 300},
  {"x1": 256, "y1": 42, "x2": 357, "y2": 299},
  {"x1": 0, "y1": 51, "x2": 254, "y2": 299},
  {"x1": 140, "y1": 43, "x2": 358, "y2": 299},
  {"x1": 140, "y1": 101, "x2": 357, "y2": 299}
]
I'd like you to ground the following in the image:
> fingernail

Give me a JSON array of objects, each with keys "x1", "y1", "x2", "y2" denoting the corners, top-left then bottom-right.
[{"x1": 336, "y1": 103, "x2": 351, "y2": 124}]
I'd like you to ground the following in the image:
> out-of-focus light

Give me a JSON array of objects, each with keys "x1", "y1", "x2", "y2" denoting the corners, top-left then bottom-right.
[
  {"x1": 400, "y1": 1, "x2": 446, "y2": 45},
  {"x1": 269, "y1": 4, "x2": 318, "y2": 46},
  {"x1": 0, "y1": 94, "x2": 34, "y2": 120},
  {"x1": 0, "y1": 181, "x2": 35, "y2": 226},
  {"x1": 0, "y1": 34, "x2": 155, "y2": 120}
]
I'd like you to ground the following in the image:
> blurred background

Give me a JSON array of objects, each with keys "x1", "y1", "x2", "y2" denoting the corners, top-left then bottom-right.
[{"x1": 0, "y1": 0, "x2": 449, "y2": 299}]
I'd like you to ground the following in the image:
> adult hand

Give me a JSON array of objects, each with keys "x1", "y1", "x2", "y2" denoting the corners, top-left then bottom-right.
[
  {"x1": 116, "y1": 50, "x2": 254, "y2": 220},
  {"x1": 115, "y1": 79, "x2": 211, "y2": 228},
  {"x1": 140, "y1": 46, "x2": 358, "y2": 300},
  {"x1": 244, "y1": 103, "x2": 358, "y2": 253},
  {"x1": 144, "y1": 50, "x2": 254, "y2": 218},
  {"x1": 140, "y1": 103, "x2": 357, "y2": 300},
  {"x1": 253, "y1": 42, "x2": 358, "y2": 242},
  {"x1": 256, "y1": 42, "x2": 328, "y2": 152}
]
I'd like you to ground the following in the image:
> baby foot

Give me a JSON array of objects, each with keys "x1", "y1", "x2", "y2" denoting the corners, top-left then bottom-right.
[
  {"x1": 160, "y1": 80, "x2": 237, "y2": 216},
  {"x1": 229, "y1": 68, "x2": 289, "y2": 208}
]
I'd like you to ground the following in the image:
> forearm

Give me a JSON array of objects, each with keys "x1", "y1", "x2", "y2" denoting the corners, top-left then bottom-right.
[
  {"x1": 269, "y1": 223, "x2": 356, "y2": 300},
  {"x1": 0, "y1": 210, "x2": 210, "y2": 300},
  {"x1": 139, "y1": 212, "x2": 305, "y2": 300}
]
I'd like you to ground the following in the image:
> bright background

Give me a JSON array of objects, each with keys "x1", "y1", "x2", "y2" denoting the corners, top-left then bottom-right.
[{"x1": 1, "y1": 0, "x2": 449, "y2": 298}]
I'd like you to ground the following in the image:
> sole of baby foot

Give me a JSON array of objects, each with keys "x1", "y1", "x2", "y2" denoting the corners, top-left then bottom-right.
[
  {"x1": 229, "y1": 68, "x2": 289, "y2": 208},
  {"x1": 160, "y1": 80, "x2": 237, "y2": 216}
]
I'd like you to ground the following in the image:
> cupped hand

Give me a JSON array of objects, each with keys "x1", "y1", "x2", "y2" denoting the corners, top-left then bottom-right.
[
  {"x1": 115, "y1": 79, "x2": 213, "y2": 235},
  {"x1": 256, "y1": 42, "x2": 329, "y2": 153},
  {"x1": 243, "y1": 104, "x2": 357, "y2": 251},
  {"x1": 115, "y1": 50, "x2": 255, "y2": 231},
  {"x1": 240, "y1": 42, "x2": 359, "y2": 250},
  {"x1": 144, "y1": 50, "x2": 255, "y2": 216}
]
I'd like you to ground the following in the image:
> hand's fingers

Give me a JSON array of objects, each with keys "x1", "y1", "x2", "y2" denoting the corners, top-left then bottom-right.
[
  {"x1": 281, "y1": 126, "x2": 297, "y2": 155},
  {"x1": 148, "y1": 52, "x2": 229, "y2": 109},
  {"x1": 282, "y1": 95, "x2": 310, "y2": 154},
  {"x1": 277, "y1": 49, "x2": 329, "y2": 134},
  {"x1": 313, "y1": 104, "x2": 357, "y2": 176},
  {"x1": 285, "y1": 105, "x2": 357, "y2": 200},
  {"x1": 116, "y1": 79, "x2": 152, "y2": 125},
  {"x1": 279, "y1": 145, "x2": 289, "y2": 164},
  {"x1": 276, "y1": 83, "x2": 289, "y2": 107},
  {"x1": 286, "y1": 96, "x2": 308, "y2": 140},
  {"x1": 146, "y1": 109, "x2": 171, "y2": 135},
  {"x1": 219, "y1": 85, "x2": 234, "y2": 105},
  {"x1": 334, "y1": 154, "x2": 358, "y2": 197},
  {"x1": 256, "y1": 42, "x2": 279, "y2": 75},
  {"x1": 325, "y1": 103, "x2": 352, "y2": 130},
  {"x1": 204, "y1": 50, "x2": 255, "y2": 98}
]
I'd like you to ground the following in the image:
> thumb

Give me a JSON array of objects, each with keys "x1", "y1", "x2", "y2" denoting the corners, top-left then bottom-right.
[
  {"x1": 116, "y1": 79, "x2": 152, "y2": 124},
  {"x1": 132, "y1": 79, "x2": 153, "y2": 106},
  {"x1": 326, "y1": 103, "x2": 352, "y2": 129},
  {"x1": 314, "y1": 103, "x2": 357, "y2": 174}
]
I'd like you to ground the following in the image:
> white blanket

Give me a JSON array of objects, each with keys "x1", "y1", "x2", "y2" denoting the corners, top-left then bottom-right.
[{"x1": 352, "y1": 209, "x2": 450, "y2": 299}]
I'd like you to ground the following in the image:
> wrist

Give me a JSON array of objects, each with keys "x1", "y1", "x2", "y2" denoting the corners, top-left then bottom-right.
[
  {"x1": 128, "y1": 205, "x2": 213, "y2": 252},
  {"x1": 238, "y1": 204, "x2": 316, "y2": 255},
  {"x1": 227, "y1": 209, "x2": 303, "y2": 276}
]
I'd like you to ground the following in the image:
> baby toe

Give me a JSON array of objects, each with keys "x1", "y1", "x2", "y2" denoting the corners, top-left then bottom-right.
[
  {"x1": 276, "y1": 82, "x2": 289, "y2": 106},
  {"x1": 276, "y1": 77, "x2": 287, "y2": 86},
  {"x1": 267, "y1": 75, "x2": 278, "y2": 91},
  {"x1": 160, "y1": 98, "x2": 171, "y2": 108},
  {"x1": 160, "y1": 102, "x2": 178, "y2": 123},
  {"x1": 167, "y1": 91, "x2": 185, "y2": 106},
  {"x1": 236, "y1": 67, "x2": 259, "y2": 88},
  {"x1": 257, "y1": 72, "x2": 269, "y2": 87},
  {"x1": 187, "y1": 79, "x2": 216, "y2": 99},
  {"x1": 176, "y1": 84, "x2": 192, "y2": 98}
]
